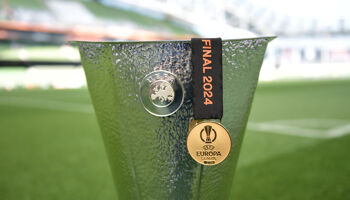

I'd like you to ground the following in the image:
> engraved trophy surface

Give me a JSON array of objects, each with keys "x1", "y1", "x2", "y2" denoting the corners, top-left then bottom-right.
[{"x1": 77, "y1": 37, "x2": 274, "y2": 200}]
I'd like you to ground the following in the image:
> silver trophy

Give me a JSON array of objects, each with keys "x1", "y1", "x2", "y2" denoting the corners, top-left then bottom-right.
[{"x1": 77, "y1": 37, "x2": 274, "y2": 200}]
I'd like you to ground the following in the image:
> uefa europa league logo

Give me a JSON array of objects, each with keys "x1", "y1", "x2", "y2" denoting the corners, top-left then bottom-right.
[
  {"x1": 201, "y1": 125, "x2": 217, "y2": 150},
  {"x1": 200, "y1": 125, "x2": 217, "y2": 144}
]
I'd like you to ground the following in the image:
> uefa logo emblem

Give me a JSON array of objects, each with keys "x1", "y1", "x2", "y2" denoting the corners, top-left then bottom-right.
[{"x1": 139, "y1": 70, "x2": 184, "y2": 117}]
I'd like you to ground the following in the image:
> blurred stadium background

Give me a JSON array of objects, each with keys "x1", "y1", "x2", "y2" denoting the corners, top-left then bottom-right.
[{"x1": 0, "y1": 0, "x2": 350, "y2": 199}]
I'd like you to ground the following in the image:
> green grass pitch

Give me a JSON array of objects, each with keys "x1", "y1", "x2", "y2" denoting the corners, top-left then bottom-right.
[{"x1": 0, "y1": 79, "x2": 350, "y2": 199}]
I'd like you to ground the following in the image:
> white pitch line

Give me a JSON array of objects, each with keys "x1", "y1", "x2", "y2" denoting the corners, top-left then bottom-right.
[
  {"x1": 248, "y1": 119, "x2": 350, "y2": 139},
  {"x1": 264, "y1": 118, "x2": 350, "y2": 128},
  {"x1": 328, "y1": 123, "x2": 350, "y2": 137},
  {"x1": 0, "y1": 96, "x2": 94, "y2": 114},
  {"x1": 1, "y1": 97, "x2": 349, "y2": 139}
]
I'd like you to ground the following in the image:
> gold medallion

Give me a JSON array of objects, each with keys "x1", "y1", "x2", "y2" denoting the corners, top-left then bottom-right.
[{"x1": 187, "y1": 121, "x2": 231, "y2": 166}]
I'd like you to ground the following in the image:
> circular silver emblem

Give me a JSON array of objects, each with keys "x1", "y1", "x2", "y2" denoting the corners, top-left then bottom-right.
[
  {"x1": 149, "y1": 80, "x2": 175, "y2": 107},
  {"x1": 140, "y1": 70, "x2": 184, "y2": 117}
]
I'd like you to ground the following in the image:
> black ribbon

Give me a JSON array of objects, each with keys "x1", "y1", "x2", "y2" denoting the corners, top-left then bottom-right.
[{"x1": 191, "y1": 38, "x2": 223, "y2": 120}]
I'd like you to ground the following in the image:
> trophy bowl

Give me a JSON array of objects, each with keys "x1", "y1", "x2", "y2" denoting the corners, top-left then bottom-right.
[{"x1": 76, "y1": 37, "x2": 274, "y2": 200}]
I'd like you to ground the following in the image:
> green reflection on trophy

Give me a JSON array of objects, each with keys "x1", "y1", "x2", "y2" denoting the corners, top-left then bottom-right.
[{"x1": 77, "y1": 37, "x2": 274, "y2": 200}]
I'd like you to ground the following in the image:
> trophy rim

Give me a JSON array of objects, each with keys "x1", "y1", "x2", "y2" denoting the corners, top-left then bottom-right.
[{"x1": 70, "y1": 36, "x2": 276, "y2": 45}]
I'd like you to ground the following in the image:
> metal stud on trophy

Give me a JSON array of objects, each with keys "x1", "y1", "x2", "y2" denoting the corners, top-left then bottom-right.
[
  {"x1": 139, "y1": 70, "x2": 184, "y2": 117},
  {"x1": 77, "y1": 37, "x2": 275, "y2": 200}
]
